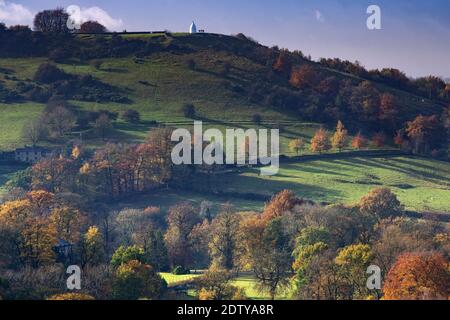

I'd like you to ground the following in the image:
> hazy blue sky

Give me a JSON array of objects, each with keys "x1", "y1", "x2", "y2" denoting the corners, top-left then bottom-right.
[{"x1": 2, "y1": 0, "x2": 449, "y2": 78}]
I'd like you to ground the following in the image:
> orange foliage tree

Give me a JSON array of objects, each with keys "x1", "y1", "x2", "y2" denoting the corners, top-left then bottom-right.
[
  {"x1": 289, "y1": 65, "x2": 317, "y2": 89},
  {"x1": 351, "y1": 132, "x2": 368, "y2": 150},
  {"x1": 379, "y1": 93, "x2": 398, "y2": 125},
  {"x1": 311, "y1": 128, "x2": 331, "y2": 154},
  {"x1": 262, "y1": 190, "x2": 301, "y2": 221},
  {"x1": 383, "y1": 252, "x2": 450, "y2": 300},
  {"x1": 406, "y1": 115, "x2": 442, "y2": 154}
]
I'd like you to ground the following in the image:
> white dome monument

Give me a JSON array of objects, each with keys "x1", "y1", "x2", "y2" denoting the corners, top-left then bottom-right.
[{"x1": 189, "y1": 21, "x2": 197, "y2": 34}]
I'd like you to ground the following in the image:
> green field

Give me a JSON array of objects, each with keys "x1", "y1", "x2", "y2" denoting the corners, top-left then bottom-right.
[
  {"x1": 217, "y1": 156, "x2": 450, "y2": 213},
  {"x1": 231, "y1": 275, "x2": 291, "y2": 300},
  {"x1": 96, "y1": 155, "x2": 450, "y2": 215},
  {"x1": 0, "y1": 164, "x2": 27, "y2": 196},
  {"x1": 159, "y1": 273, "x2": 201, "y2": 287}
]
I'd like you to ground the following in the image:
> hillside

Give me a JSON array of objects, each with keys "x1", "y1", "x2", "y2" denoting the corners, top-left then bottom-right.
[
  {"x1": 0, "y1": 32, "x2": 446, "y2": 150},
  {"x1": 0, "y1": 32, "x2": 449, "y2": 213}
]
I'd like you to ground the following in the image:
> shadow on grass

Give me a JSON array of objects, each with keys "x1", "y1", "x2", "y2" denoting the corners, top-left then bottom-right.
[
  {"x1": 348, "y1": 157, "x2": 450, "y2": 187},
  {"x1": 211, "y1": 172, "x2": 344, "y2": 202},
  {"x1": 282, "y1": 162, "x2": 351, "y2": 177}
]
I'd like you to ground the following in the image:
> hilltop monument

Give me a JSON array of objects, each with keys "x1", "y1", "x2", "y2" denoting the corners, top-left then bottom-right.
[{"x1": 190, "y1": 21, "x2": 197, "y2": 34}]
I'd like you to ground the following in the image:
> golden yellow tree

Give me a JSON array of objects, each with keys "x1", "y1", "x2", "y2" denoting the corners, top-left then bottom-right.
[
  {"x1": 51, "y1": 206, "x2": 86, "y2": 243},
  {"x1": 0, "y1": 198, "x2": 57, "y2": 267},
  {"x1": 80, "y1": 226, "x2": 105, "y2": 268},
  {"x1": 331, "y1": 121, "x2": 348, "y2": 152},
  {"x1": 289, "y1": 138, "x2": 305, "y2": 155}
]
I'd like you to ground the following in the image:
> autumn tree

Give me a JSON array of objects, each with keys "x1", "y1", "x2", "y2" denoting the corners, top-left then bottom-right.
[
  {"x1": 112, "y1": 260, "x2": 167, "y2": 300},
  {"x1": 116, "y1": 208, "x2": 168, "y2": 271},
  {"x1": 51, "y1": 206, "x2": 86, "y2": 243},
  {"x1": 351, "y1": 132, "x2": 368, "y2": 150},
  {"x1": 240, "y1": 214, "x2": 292, "y2": 300},
  {"x1": 196, "y1": 266, "x2": 246, "y2": 300},
  {"x1": 335, "y1": 244, "x2": 374, "y2": 299},
  {"x1": 311, "y1": 128, "x2": 331, "y2": 154},
  {"x1": 289, "y1": 138, "x2": 304, "y2": 155},
  {"x1": 290, "y1": 65, "x2": 317, "y2": 89},
  {"x1": 331, "y1": 121, "x2": 348, "y2": 152},
  {"x1": 359, "y1": 188, "x2": 404, "y2": 221},
  {"x1": 372, "y1": 218, "x2": 439, "y2": 276},
  {"x1": 262, "y1": 190, "x2": 300, "y2": 221},
  {"x1": 383, "y1": 252, "x2": 449, "y2": 300},
  {"x1": 208, "y1": 208, "x2": 243, "y2": 270},
  {"x1": 372, "y1": 132, "x2": 386, "y2": 148},
  {"x1": 164, "y1": 203, "x2": 201, "y2": 269},
  {"x1": 31, "y1": 156, "x2": 78, "y2": 193},
  {"x1": 406, "y1": 115, "x2": 444, "y2": 154},
  {"x1": 79, "y1": 226, "x2": 105, "y2": 268},
  {"x1": 414, "y1": 76, "x2": 446, "y2": 99},
  {"x1": 0, "y1": 198, "x2": 57, "y2": 267},
  {"x1": 292, "y1": 227, "x2": 333, "y2": 299},
  {"x1": 253, "y1": 218, "x2": 292, "y2": 300},
  {"x1": 272, "y1": 51, "x2": 291, "y2": 75},
  {"x1": 350, "y1": 81, "x2": 380, "y2": 124},
  {"x1": 379, "y1": 93, "x2": 399, "y2": 128}
]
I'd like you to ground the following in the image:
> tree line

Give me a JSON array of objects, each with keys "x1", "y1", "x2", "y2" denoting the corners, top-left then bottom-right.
[{"x1": 1, "y1": 185, "x2": 448, "y2": 300}]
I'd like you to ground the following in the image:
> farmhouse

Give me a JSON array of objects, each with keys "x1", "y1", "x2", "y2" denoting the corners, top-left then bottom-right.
[{"x1": 14, "y1": 146, "x2": 51, "y2": 164}]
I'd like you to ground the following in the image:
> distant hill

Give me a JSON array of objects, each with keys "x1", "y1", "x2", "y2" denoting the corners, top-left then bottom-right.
[{"x1": 0, "y1": 31, "x2": 448, "y2": 150}]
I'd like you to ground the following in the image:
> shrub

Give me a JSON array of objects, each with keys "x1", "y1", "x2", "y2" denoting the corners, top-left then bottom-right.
[
  {"x1": 251, "y1": 113, "x2": 262, "y2": 125},
  {"x1": 34, "y1": 63, "x2": 70, "y2": 84},
  {"x1": 113, "y1": 260, "x2": 167, "y2": 300},
  {"x1": 90, "y1": 60, "x2": 103, "y2": 70},
  {"x1": 111, "y1": 246, "x2": 146, "y2": 269},
  {"x1": 182, "y1": 103, "x2": 196, "y2": 118},
  {"x1": 49, "y1": 48, "x2": 69, "y2": 63},
  {"x1": 80, "y1": 21, "x2": 107, "y2": 33},
  {"x1": 25, "y1": 86, "x2": 52, "y2": 103},
  {"x1": 172, "y1": 265, "x2": 190, "y2": 275},
  {"x1": 48, "y1": 293, "x2": 95, "y2": 300},
  {"x1": 122, "y1": 109, "x2": 141, "y2": 123}
]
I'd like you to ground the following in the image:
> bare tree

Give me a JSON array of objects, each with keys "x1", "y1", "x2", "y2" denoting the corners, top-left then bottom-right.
[{"x1": 22, "y1": 118, "x2": 47, "y2": 146}]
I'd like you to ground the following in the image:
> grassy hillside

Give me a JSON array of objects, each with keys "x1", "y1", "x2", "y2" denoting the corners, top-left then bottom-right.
[
  {"x1": 107, "y1": 155, "x2": 450, "y2": 213},
  {"x1": 0, "y1": 33, "x2": 444, "y2": 150},
  {"x1": 218, "y1": 156, "x2": 450, "y2": 212},
  {"x1": 0, "y1": 33, "x2": 448, "y2": 213}
]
